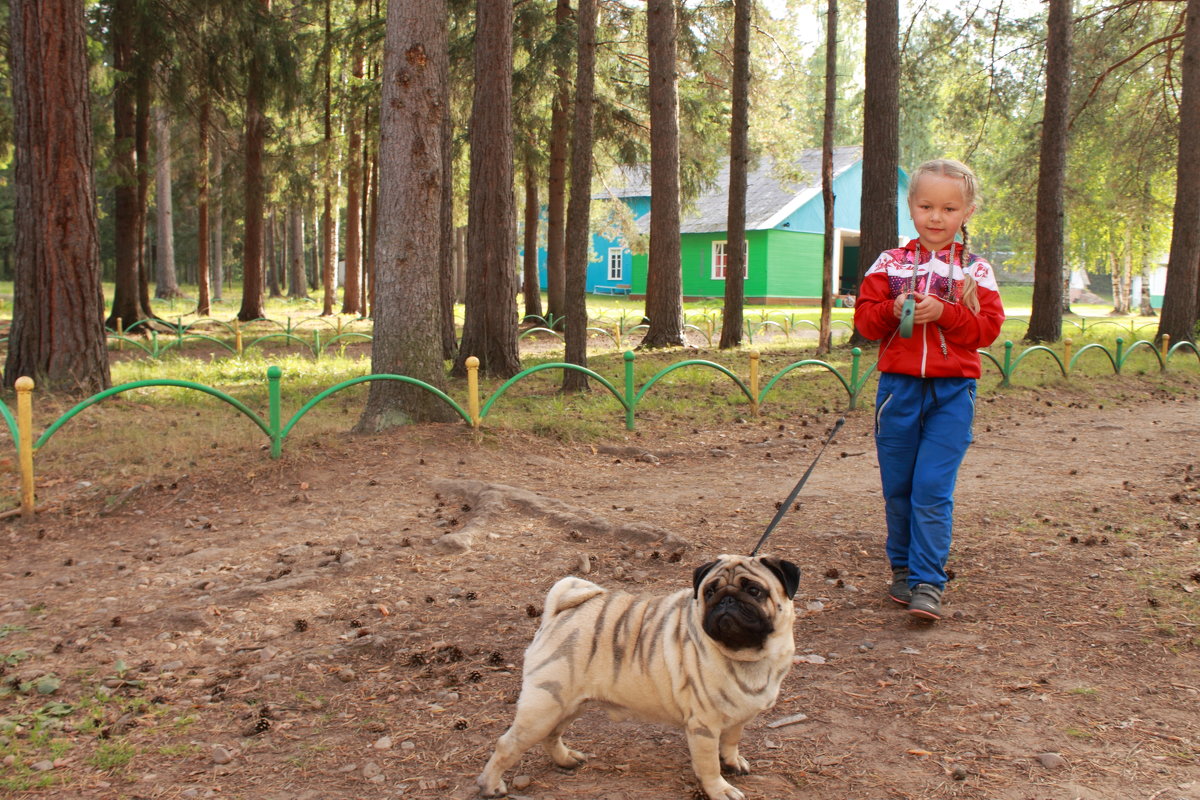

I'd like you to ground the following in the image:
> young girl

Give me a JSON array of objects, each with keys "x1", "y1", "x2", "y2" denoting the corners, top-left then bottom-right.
[{"x1": 852, "y1": 159, "x2": 1005, "y2": 621}]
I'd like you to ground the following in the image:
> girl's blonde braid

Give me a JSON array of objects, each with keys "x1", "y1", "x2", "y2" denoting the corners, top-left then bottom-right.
[{"x1": 959, "y1": 222, "x2": 980, "y2": 312}]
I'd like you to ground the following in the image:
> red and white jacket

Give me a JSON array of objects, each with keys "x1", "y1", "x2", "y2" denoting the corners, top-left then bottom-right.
[{"x1": 853, "y1": 239, "x2": 1005, "y2": 379}]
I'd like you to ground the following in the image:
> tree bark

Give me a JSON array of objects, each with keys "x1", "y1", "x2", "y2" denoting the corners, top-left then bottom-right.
[
  {"x1": 452, "y1": 0, "x2": 520, "y2": 378},
  {"x1": 1026, "y1": 0, "x2": 1071, "y2": 343},
  {"x1": 563, "y1": 0, "x2": 596, "y2": 392},
  {"x1": 266, "y1": 207, "x2": 282, "y2": 297},
  {"x1": 1159, "y1": 0, "x2": 1200, "y2": 343},
  {"x1": 342, "y1": 18, "x2": 364, "y2": 316},
  {"x1": 321, "y1": 0, "x2": 336, "y2": 317},
  {"x1": 545, "y1": 0, "x2": 572, "y2": 329},
  {"x1": 154, "y1": 100, "x2": 182, "y2": 299},
  {"x1": 107, "y1": 0, "x2": 150, "y2": 331},
  {"x1": 641, "y1": 0, "x2": 685, "y2": 348},
  {"x1": 356, "y1": 0, "x2": 457, "y2": 429},
  {"x1": 288, "y1": 207, "x2": 308, "y2": 298},
  {"x1": 196, "y1": 95, "x2": 212, "y2": 316},
  {"x1": 211, "y1": 136, "x2": 224, "y2": 301},
  {"x1": 439, "y1": 66, "x2": 458, "y2": 360},
  {"x1": 522, "y1": 155, "x2": 544, "y2": 321},
  {"x1": 851, "y1": 0, "x2": 899, "y2": 346},
  {"x1": 135, "y1": 41, "x2": 156, "y2": 320},
  {"x1": 818, "y1": 0, "x2": 838, "y2": 355},
  {"x1": 238, "y1": 0, "x2": 270, "y2": 322},
  {"x1": 720, "y1": 0, "x2": 753, "y2": 350},
  {"x1": 5, "y1": 0, "x2": 110, "y2": 392}
]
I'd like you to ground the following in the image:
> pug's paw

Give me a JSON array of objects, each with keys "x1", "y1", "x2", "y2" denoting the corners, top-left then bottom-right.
[
  {"x1": 702, "y1": 777, "x2": 746, "y2": 800},
  {"x1": 552, "y1": 747, "x2": 587, "y2": 770},
  {"x1": 720, "y1": 755, "x2": 751, "y2": 775},
  {"x1": 475, "y1": 773, "x2": 507, "y2": 798}
]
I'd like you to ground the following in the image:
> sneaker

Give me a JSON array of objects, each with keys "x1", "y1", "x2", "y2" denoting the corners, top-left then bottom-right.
[
  {"x1": 908, "y1": 583, "x2": 944, "y2": 620},
  {"x1": 887, "y1": 567, "x2": 911, "y2": 606}
]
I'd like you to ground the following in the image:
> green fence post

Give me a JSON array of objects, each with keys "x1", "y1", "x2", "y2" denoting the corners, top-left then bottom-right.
[
  {"x1": 1002, "y1": 341, "x2": 1013, "y2": 387},
  {"x1": 1115, "y1": 337, "x2": 1124, "y2": 374},
  {"x1": 848, "y1": 347, "x2": 861, "y2": 410},
  {"x1": 268, "y1": 365, "x2": 283, "y2": 459},
  {"x1": 624, "y1": 350, "x2": 636, "y2": 430},
  {"x1": 177, "y1": 318, "x2": 184, "y2": 351}
]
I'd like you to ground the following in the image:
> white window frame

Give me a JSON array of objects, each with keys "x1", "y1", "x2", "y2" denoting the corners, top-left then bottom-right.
[
  {"x1": 607, "y1": 247, "x2": 625, "y2": 281},
  {"x1": 712, "y1": 240, "x2": 748, "y2": 280}
]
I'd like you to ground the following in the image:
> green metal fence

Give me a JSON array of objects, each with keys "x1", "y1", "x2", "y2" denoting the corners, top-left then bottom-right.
[{"x1": 5, "y1": 336, "x2": 1200, "y2": 517}]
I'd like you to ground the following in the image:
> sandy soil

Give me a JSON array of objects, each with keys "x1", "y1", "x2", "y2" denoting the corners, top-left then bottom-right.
[{"x1": 1, "y1": 373, "x2": 1199, "y2": 800}]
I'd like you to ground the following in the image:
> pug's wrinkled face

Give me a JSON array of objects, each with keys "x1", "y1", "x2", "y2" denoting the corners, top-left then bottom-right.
[{"x1": 693, "y1": 556, "x2": 800, "y2": 651}]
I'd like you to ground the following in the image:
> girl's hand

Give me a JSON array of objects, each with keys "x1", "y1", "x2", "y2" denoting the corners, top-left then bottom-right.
[
  {"x1": 892, "y1": 293, "x2": 909, "y2": 320},
  {"x1": 910, "y1": 292, "x2": 945, "y2": 324}
]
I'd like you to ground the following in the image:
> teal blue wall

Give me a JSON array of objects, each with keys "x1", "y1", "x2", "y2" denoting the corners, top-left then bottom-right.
[{"x1": 781, "y1": 164, "x2": 917, "y2": 239}]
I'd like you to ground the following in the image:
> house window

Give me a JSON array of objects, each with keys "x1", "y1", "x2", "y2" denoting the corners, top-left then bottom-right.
[
  {"x1": 607, "y1": 248, "x2": 624, "y2": 281},
  {"x1": 713, "y1": 240, "x2": 748, "y2": 280}
]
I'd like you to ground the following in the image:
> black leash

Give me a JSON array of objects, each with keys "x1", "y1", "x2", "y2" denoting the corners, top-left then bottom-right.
[{"x1": 749, "y1": 416, "x2": 845, "y2": 557}]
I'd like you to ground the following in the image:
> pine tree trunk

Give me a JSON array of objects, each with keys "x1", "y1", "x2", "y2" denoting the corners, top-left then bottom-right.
[
  {"x1": 439, "y1": 84, "x2": 458, "y2": 360},
  {"x1": 342, "y1": 34, "x2": 363, "y2": 316},
  {"x1": 1026, "y1": 0, "x2": 1071, "y2": 342},
  {"x1": 211, "y1": 139, "x2": 224, "y2": 301},
  {"x1": 454, "y1": 226, "x2": 467, "y2": 302},
  {"x1": 850, "y1": 0, "x2": 899, "y2": 346},
  {"x1": 356, "y1": 0, "x2": 457, "y2": 429},
  {"x1": 641, "y1": 0, "x2": 684, "y2": 348},
  {"x1": 545, "y1": 0, "x2": 571, "y2": 329},
  {"x1": 154, "y1": 100, "x2": 181, "y2": 299},
  {"x1": 288, "y1": 207, "x2": 308, "y2": 298},
  {"x1": 368, "y1": 148, "x2": 379, "y2": 316},
  {"x1": 107, "y1": 0, "x2": 149, "y2": 331},
  {"x1": 135, "y1": 51, "x2": 156, "y2": 319},
  {"x1": 237, "y1": 0, "x2": 269, "y2": 323},
  {"x1": 266, "y1": 207, "x2": 282, "y2": 297},
  {"x1": 720, "y1": 0, "x2": 752, "y2": 350},
  {"x1": 453, "y1": 0, "x2": 520, "y2": 379},
  {"x1": 563, "y1": 0, "x2": 596, "y2": 392},
  {"x1": 818, "y1": 0, "x2": 837, "y2": 356},
  {"x1": 1159, "y1": 0, "x2": 1200, "y2": 343},
  {"x1": 196, "y1": 96, "x2": 211, "y2": 316},
  {"x1": 5, "y1": 0, "x2": 110, "y2": 392},
  {"x1": 522, "y1": 156, "x2": 544, "y2": 321}
]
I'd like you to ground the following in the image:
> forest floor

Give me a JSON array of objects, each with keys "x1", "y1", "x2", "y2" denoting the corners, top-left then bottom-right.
[{"x1": 1, "y1": 369, "x2": 1199, "y2": 800}]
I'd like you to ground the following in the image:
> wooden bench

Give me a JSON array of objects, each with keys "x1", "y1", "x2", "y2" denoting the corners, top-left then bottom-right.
[{"x1": 594, "y1": 284, "x2": 631, "y2": 296}]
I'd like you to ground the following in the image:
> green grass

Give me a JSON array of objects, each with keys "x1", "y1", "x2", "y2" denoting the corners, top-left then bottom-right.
[{"x1": 87, "y1": 740, "x2": 136, "y2": 770}]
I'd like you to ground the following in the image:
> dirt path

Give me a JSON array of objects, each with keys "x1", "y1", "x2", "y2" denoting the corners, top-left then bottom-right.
[{"x1": 1, "y1": 378, "x2": 1198, "y2": 800}]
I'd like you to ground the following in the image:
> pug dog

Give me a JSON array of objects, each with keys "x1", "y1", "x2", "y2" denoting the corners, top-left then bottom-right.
[{"x1": 477, "y1": 554, "x2": 800, "y2": 800}]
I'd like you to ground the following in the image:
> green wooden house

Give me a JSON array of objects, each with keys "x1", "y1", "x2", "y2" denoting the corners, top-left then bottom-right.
[{"x1": 612, "y1": 147, "x2": 917, "y2": 303}]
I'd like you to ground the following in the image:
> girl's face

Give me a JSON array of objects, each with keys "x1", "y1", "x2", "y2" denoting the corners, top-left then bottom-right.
[{"x1": 908, "y1": 173, "x2": 975, "y2": 253}]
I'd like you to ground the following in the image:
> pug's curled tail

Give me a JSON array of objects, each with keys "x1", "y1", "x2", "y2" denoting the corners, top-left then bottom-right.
[{"x1": 543, "y1": 576, "x2": 606, "y2": 618}]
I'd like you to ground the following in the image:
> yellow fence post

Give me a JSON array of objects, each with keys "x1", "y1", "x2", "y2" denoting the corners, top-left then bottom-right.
[
  {"x1": 466, "y1": 356, "x2": 481, "y2": 427},
  {"x1": 234, "y1": 319, "x2": 244, "y2": 355},
  {"x1": 1162, "y1": 333, "x2": 1170, "y2": 363},
  {"x1": 16, "y1": 377, "x2": 35, "y2": 520},
  {"x1": 1063, "y1": 338, "x2": 1072, "y2": 376},
  {"x1": 116, "y1": 317, "x2": 123, "y2": 351},
  {"x1": 749, "y1": 351, "x2": 760, "y2": 416}
]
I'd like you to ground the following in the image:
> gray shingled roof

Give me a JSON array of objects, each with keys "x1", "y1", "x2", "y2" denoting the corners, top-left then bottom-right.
[{"x1": 598, "y1": 146, "x2": 862, "y2": 234}]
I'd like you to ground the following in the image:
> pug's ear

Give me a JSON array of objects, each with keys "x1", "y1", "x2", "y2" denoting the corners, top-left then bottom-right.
[
  {"x1": 759, "y1": 557, "x2": 801, "y2": 599},
  {"x1": 692, "y1": 561, "x2": 719, "y2": 598}
]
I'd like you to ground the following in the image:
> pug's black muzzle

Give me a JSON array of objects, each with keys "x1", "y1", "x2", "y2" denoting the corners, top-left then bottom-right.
[{"x1": 703, "y1": 593, "x2": 774, "y2": 651}]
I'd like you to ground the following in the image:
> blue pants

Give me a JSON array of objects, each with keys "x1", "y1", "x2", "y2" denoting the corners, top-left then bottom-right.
[{"x1": 874, "y1": 373, "x2": 976, "y2": 589}]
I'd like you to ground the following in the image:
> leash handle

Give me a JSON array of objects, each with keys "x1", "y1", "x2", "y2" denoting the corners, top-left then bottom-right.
[{"x1": 750, "y1": 416, "x2": 845, "y2": 557}]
